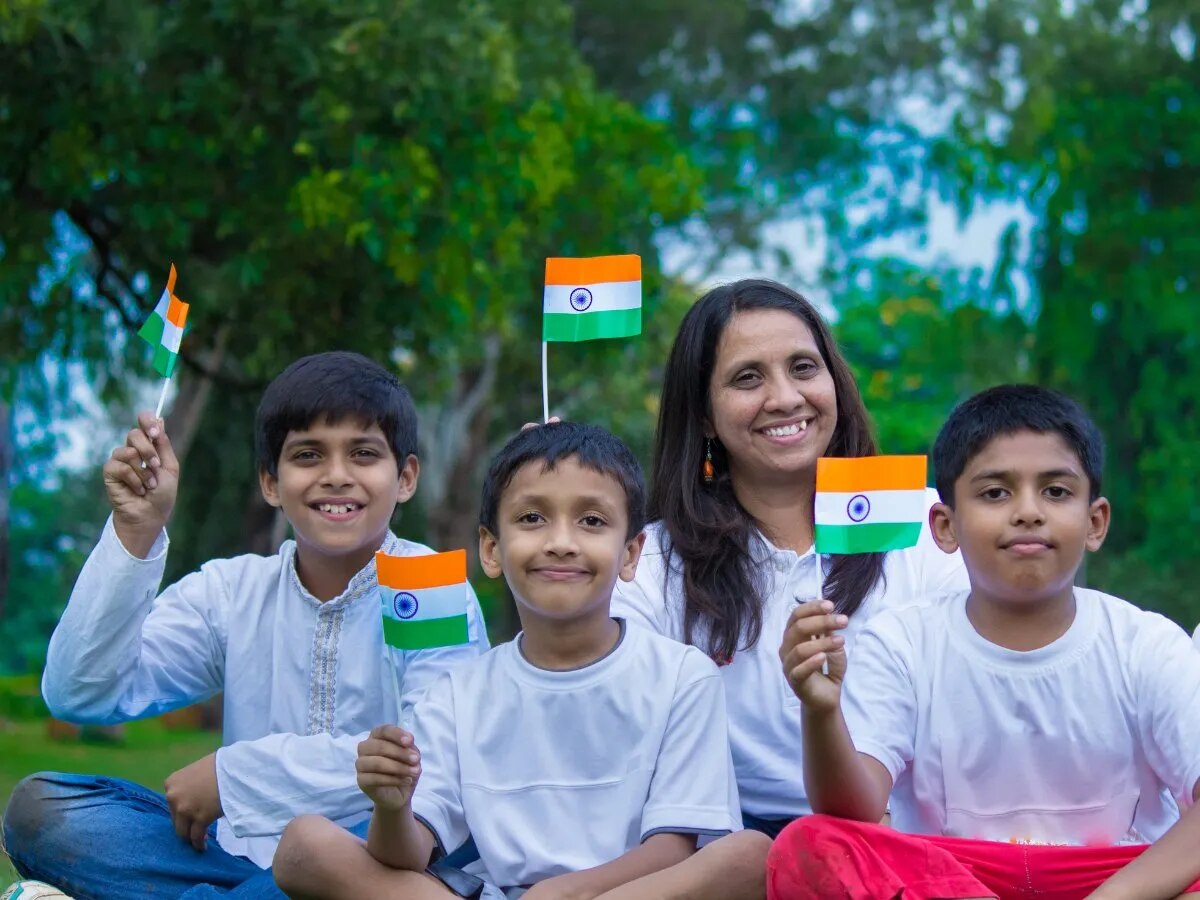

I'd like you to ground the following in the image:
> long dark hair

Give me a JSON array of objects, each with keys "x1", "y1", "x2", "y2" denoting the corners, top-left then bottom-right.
[{"x1": 651, "y1": 279, "x2": 886, "y2": 661}]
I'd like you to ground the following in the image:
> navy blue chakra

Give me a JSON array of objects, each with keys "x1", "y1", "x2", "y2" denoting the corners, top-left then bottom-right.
[
  {"x1": 569, "y1": 287, "x2": 593, "y2": 311},
  {"x1": 393, "y1": 591, "x2": 420, "y2": 620},
  {"x1": 846, "y1": 494, "x2": 871, "y2": 523}
]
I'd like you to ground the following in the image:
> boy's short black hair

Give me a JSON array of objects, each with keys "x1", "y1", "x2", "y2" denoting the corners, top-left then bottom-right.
[
  {"x1": 933, "y1": 384, "x2": 1104, "y2": 506},
  {"x1": 255, "y1": 351, "x2": 417, "y2": 476},
  {"x1": 480, "y1": 421, "x2": 646, "y2": 540}
]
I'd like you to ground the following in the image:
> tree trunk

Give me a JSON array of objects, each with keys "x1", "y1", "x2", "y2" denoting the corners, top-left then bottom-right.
[{"x1": 0, "y1": 399, "x2": 11, "y2": 619}]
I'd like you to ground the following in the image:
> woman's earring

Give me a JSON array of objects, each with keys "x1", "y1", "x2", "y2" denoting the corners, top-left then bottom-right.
[{"x1": 703, "y1": 439, "x2": 715, "y2": 484}]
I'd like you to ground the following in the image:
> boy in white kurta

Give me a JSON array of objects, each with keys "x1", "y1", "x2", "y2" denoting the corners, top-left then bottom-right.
[
  {"x1": 1, "y1": 352, "x2": 488, "y2": 899},
  {"x1": 772, "y1": 384, "x2": 1200, "y2": 900},
  {"x1": 273, "y1": 422, "x2": 741, "y2": 900}
]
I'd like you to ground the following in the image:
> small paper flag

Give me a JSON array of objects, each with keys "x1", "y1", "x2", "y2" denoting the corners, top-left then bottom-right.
[
  {"x1": 543, "y1": 255, "x2": 642, "y2": 342},
  {"x1": 137, "y1": 264, "x2": 189, "y2": 377},
  {"x1": 814, "y1": 456, "x2": 928, "y2": 554},
  {"x1": 376, "y1": 549, "x2": 470, "y2": 650}
]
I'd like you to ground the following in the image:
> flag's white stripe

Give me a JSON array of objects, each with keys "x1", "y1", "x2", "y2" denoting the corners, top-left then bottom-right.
[
  {"x1": 543, "y1": 280, "x2": 642, "y2": 315},
  {"x1": 151, "y1": 287, "x2": 173, "y2": 318},
  {"x1": 814, "y1": 489, "x2": 927, "y2": 527},
  {"x1": 162, "y1": 321, "x2": 184, "y2": 353},
  {"x1": 381, "y1": 582, "x2": 468, "y2": 623}
]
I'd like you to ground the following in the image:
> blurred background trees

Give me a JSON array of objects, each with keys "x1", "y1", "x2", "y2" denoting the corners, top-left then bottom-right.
[{"x1": 1, "y1": 0, "x2": 1196, "y2": 665}]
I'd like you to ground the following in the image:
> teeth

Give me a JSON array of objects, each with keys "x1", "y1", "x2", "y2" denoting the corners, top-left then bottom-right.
[
  {"x1": 764, "y1": 421, "x2": 807, "y2": 437},
  {"x1": 318, "y1": 503, "x2": 358, "y2": 514}
]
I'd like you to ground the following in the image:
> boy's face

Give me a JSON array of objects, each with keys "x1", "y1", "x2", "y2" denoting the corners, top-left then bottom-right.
[
  {"x1": 930, "y1": 429, "x2": 1110, "y2": 608},
  {"x1": 479, "y1": 457, "x2": 645, "y2": 625},
  {"x1": 259, "y1": 416, "x2": 417, "y2": 569}
]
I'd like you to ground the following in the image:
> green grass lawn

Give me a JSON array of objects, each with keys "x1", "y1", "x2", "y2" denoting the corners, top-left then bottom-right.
[{"x1": 0, "y1": 717, "x2": 220, "y2": 885}]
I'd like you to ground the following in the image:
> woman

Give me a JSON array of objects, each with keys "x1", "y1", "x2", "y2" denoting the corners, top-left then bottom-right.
[{"x1": 603, "y1": 279, "x2": 968, "y2": 899}]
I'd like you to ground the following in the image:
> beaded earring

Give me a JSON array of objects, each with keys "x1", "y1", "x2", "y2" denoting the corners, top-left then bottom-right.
[{"x1": 702, "y1": 439, "x2": 715, "y2": 484}]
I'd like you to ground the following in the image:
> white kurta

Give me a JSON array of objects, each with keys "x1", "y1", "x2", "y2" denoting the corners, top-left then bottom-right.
[{"x1": 42, "y1": 517, "x2": 489, "y2": 867}]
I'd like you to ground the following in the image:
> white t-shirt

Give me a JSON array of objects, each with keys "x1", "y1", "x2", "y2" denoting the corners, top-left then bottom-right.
[
  {"x1": 409, "y1": 620, "x2": 741, "y2": 891},
  {"x1": 611, "y1": 488, "x2": 968, "y2": 818},
  {"x1": 843, "y1": 588, "x2": 1200, "y2": 845}
]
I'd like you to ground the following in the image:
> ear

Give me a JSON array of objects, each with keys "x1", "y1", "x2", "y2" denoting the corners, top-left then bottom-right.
[
  {"x1": 928, "y1": 501, "x2": 959, "y2": 555},
  {"x1": 395, "y1": 454, "x2": 420, "y2": 504},
  {"x1": 617, "y1": 530, "x2": 648, "y2": 583},
  {"x1": 478, "y1": 526, "x2": 503, "y2": 579},
  {"x1": 259, "y1": 468, "x2": 282, "y2": 508},
  {"x1": 1085, "y1": 496, "x2": 1111, "y2": 552}
]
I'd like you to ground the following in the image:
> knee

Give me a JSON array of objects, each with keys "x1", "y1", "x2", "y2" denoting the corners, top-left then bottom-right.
[
  {"x1": 2, "y1": 773, "x2": 68, "y2": 862},
  {"x1": 709, "y1": 829, "x2": 773, "y2": 875},
  {"x1": 273, "y1": 815, "x2": 342, "y2": 897}
]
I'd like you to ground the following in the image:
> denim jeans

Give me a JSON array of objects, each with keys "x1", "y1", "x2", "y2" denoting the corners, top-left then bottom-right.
[{"x1": 2, "y1": 771, "x2": 368, "y2": 899}]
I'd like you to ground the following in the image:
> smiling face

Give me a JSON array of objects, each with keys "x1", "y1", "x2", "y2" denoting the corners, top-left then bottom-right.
[
  {"x1": 259, "y1": 416, "x2": 417, "y2": 581},
  {"x1": 479, "y1": 456, "x2": 644, "y2": 627},
  {"x1": 930, "y1": 429, "x2": 1110, "y2": 608},
  {"x1": 706, "y1": 308, "x2": 838, "y2": 488}
]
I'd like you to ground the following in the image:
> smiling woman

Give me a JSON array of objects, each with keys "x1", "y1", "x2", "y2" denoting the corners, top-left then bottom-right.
[{"x1": 605, "y1": 279, "x2": 970, "y2": 900}]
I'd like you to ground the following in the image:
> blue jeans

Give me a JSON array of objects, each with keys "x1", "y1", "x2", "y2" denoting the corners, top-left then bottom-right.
[{"x1": 2, "y1": 772, "x2": 368, "y2": 899}]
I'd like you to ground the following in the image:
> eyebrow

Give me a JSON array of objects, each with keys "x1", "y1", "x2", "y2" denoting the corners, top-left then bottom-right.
[
  {"x1": 508, "y1": 492, "x2": 620, "y2": 510},
  {"x1": 969, "y1": 467, "x2": 1082, "y2": 482},
  {"x1": 283, "y1": 435, "x2": 388, "y2": 450}
]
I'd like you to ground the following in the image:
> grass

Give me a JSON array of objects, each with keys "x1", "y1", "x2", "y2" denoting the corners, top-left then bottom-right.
[{"x1": 0, "y1": 716, "x2": 220, "y2": 885}]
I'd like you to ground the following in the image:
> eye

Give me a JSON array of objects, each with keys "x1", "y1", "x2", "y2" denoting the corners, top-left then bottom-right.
[
  {"x1": 732, "y1": 369, "x2": 761, "y2": 387},
  {"x1": 516, "y1": 511, "x2": 545, "y2": 525},
  {"x1": 1044, "y1": 485, "x2": 1072, "y2": 500},
  {"x1": 580, "y1": 514, "x2": 607, "y2": 528},
  {"x1": 980, "y1": 486, "x2": 1009, "y2": 501},
  {"x1": 292, "y1": 449, "x2": 319, "y2": 462},
  {"x1": 352, "y1": 447, "x2": 381, "y2": 461},
  {"x1": 792, "y1": 359, "x2": 818, "y2": 377}
]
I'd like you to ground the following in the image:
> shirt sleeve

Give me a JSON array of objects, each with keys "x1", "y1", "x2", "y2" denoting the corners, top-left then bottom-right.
[
  {"x1": 640, "y1": 650, "x2": 741, "y2": 839},
  {"x1": 216, "y1": 731, "x2": 370, "y2": 836},
  {"x1": 409, "y1": 673, "x2": 469, "y2": 855},
  {"x1": 395, "y1": 583, "x2": 489, "y2": 718},
  {"x1": 841, "y1": 616, "x2": 919, "y2": 784},
  {"x1": 1133, "y1": 614, "x2": 1200, "y2": 808},
  {"x1": 41, "y1": 516, "x2": 226, "y2": 724}
]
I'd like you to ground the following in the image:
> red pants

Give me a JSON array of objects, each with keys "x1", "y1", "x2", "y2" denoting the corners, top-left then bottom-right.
[{"x1": 767, "y1": 815, "x2": 1200, "y2": 900}]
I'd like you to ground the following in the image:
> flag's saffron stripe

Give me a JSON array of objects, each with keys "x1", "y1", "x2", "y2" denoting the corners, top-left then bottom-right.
[
  {"x1": 165, "y1": 263, "x2": 177, "y2": 295},
  {"x1": 167, "y1": 296, "x2": 189, "y2": 328},
  {"x1": 543, "y1": 281, "x2": 642, "y2": 314},
  {"x1": 376, "y1": 549, "x2": 467, "y2": 591},
  {"x1": 814, "y1": 522, "x2": 924, "y2": 555},
  {"x1": 382, "y1": 613, "x2": 470, "y2": 650},
  {"x1": 816, "y1": 455, "x2": 927, "y2": 493},
  {"x1": 543, "y1": 308, "x2": 642, "y2": 342},
  {"x1": 545, "y1": 255, "x2": 641, "y2": 286},
  {"x1": 814, "y1": 489, "x2": 927, "y2": 527}
]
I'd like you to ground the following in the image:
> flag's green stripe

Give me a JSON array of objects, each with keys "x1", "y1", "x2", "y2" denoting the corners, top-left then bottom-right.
[
  {"x1": 814, "y1": 522, "x2": 924, "y2": 554},
  {"x1": 152, "y1": 345, "x2": 177, "y2": 377},
  {"x1": 543, "y1": 308, "x2": 641, "y2": 342},
  {"x1": 138, "y1": 311, "x2": 166, "y2": 346},
  {"x1": 382, "y1": 613, "x2": 469, "y2": 650}
]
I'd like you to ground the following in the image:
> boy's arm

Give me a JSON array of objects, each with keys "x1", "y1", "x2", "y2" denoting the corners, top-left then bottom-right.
[
  {"x1": 1087, "y1": 781, "x2": 1200, "y2": 900},
  {"x1": 44, "y1": 414, "x2": 226, "y2": 724},
  {"x1": 781, "y1": 601, "x2": 901, "y2": 822},
  {"x1": 367, "y1": 804, "x2": 439, "y2": 871},
  {"x1": 357, "y1": 725, "x2": 439, "y2": 871}
]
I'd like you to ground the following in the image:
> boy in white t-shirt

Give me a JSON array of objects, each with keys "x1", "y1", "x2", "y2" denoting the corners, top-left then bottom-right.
[
  {"x1": 272, "y1": 421, "x2": 741, "y2": 900},
  {"x1": 771, "y1": 384, "x2": 1200, "y2": 900}
]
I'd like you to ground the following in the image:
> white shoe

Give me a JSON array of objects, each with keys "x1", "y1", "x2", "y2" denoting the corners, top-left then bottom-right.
[{"x1": 0, "y1": 883, "x2": 73, "y2": 899}]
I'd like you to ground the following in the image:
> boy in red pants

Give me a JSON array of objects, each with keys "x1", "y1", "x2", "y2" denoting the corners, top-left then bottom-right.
[{"x1": 774, "y1": 385, "x2": 1200, "y2": 900}]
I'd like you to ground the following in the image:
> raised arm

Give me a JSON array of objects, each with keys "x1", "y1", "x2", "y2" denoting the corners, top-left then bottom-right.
[{"x1": 780, "y1": 600, "x2": 893, "y2": 822}]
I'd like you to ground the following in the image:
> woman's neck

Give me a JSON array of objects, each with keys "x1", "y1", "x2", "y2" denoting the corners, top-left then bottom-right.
[{"x1": 730, "y1": 470, "x2": 816, "y2": 553}]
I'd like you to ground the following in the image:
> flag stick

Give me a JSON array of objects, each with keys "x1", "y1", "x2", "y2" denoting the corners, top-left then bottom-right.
[
  {"x1": 153, "y1": 378, "x2": 171, "y2": 420},
  {"x1": 541, "y1": 340, "x2": 550, "y2": 423},
  {"x1": 816, "y1": 553, "x2": 830, "y2": 676},
  {"x1": 388, "y1": 646, "x2": 412, "y2": 731}
]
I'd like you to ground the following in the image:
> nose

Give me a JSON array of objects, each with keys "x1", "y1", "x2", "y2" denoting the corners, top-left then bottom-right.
[
  {"x1": 543, "y1": 519, "x2": 579, "y2": 557},
  {"x1": 1010, "y1": 487, "x2": 1045, "y2": 526},
  {"x1": 763, "y1": 371, "x2": 805, "y2": 414},
  {"x1": 319, "y1": 455, "x2": 355, "y2": 488}
]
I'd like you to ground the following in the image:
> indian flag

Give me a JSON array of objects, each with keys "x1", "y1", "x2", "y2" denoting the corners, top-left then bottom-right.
[
  {"x1": 543, "y1": 255, "x2": 642, "y2": 342},
  {"x1": 814, "y1": 455, "x2": 928, "y2": 555},
  {"x1": 137, "y1": 264, "x2": 189, "y2": 377},
  {"x1": 376, "y1": 549, "x2": 471, "y2": 650}
]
